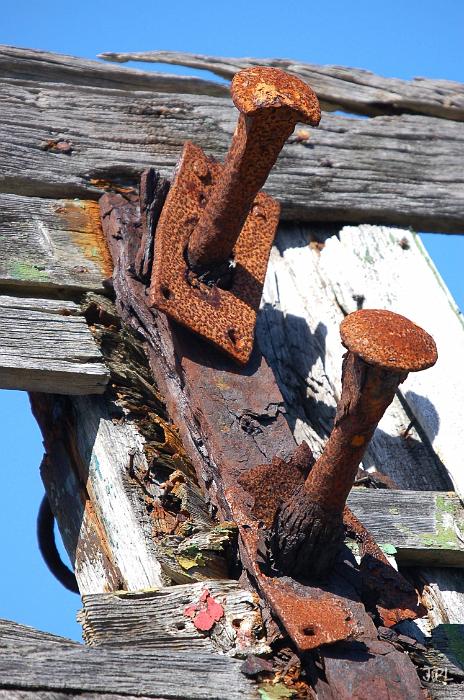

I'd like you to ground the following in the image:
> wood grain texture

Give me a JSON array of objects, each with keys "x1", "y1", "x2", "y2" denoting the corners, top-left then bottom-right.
[
  {"x1": 0, "y1": 194, "x2": 111, "y2": 292},
  {"x1": 0, "y1": 296, "x2": 108, "y2": 394},
  {"x1": 0, "y1": 45, "x2": 227, "y2": 97},
  {"x1": 347, "y1": 490, "x2": 464, "y2": 566},
  {"x1": 0, "y1": 692, "x2": 169, "y2": 700},
  {"x1": 81, "y1": 580, "x2": 269, "y2": 657},
  {"x1": 1, "y1": 52, "x2": 463, "y2": 232},
  {"x1": 0, "y1": 618, "x2": 80, "y2": 647},
  {"x1": 0, "y1": 620, "x2": 258, "y2": 700},
  {"x1": 32, "y1": 295, "x2": 234, "y2": 595},
  {"x1": 101, "y1": 49, "x2": 464, "y2": 120}
]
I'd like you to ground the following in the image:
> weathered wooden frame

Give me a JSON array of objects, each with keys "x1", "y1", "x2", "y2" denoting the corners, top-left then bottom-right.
[{"x1": 1, "y1": 46, "x2": 464, "y2": 699}]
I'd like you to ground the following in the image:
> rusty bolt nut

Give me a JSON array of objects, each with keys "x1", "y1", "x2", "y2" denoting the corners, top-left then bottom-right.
[
  {"x1": 272, "y1": 309, "x2": 437, "y2": 579},
  {"x1": 187, "y1": 66, "x2": 320, "y2": 273}
]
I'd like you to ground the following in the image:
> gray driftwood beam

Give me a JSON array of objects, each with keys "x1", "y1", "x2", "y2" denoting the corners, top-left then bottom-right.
[
  {"x1": 1, "y1": 46, "x2": 464, "y2": 232},
  {"x1": 100, "y1": 49, "x2": 464, "y2": 121}
]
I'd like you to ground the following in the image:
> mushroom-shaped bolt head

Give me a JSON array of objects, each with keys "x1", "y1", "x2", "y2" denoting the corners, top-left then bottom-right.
[
  {"x1": 272, "y1": 308, "x2": 438, "y2": 580},
  {"x1": 340, "y1": 309, "x2": 438, "y2": 373},
  {"x1": 231, "y1": 66, "x2": 321, "y2": 126},
  {"x1": 187, "y1": 66, "x2": 321, "y2": 272}
]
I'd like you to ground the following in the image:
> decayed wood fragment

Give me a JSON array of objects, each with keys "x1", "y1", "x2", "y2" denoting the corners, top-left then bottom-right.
[
  {"x1": 101, "y1": 49, "x2": 464, "y2": 120},
  {"x1": 0, "y1": 45, "x2": 228, "y2": 96},
  {"x1": 1, "y1": 46, "x2": 464, "y2": 232},
  {"x1": 80, "y1": 580, "x2": 269, "y2": 657},
  {"x1": 31, "y1": 294, "x2": 234, "y2": 595},
  {"x1": 0, "y1": 295, "x2": 108, "y2": 394}
]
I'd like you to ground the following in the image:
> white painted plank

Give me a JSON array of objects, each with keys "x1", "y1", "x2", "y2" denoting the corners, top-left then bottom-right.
[{"x1": 317, "y1": 225, "x2": 464, "y2": 497}]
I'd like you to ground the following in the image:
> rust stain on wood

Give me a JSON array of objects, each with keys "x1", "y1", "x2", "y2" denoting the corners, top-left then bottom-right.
[{"x1": 54, "y1": 200, "x2": 113, "y2": 278}]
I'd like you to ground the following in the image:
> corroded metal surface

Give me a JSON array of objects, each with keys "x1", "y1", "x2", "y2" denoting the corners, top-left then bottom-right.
[
  {"x1": 272, "y1": 310, "x2": 438, "y2": 578},
  {"x1": 149, "y1": 142, "x2": 279, "y2": 365},
  {"x1": 187, "y1": 67, "x2": 320, "y2": 271},
  {"x1": 343, "y1": 507, "x2": 427, "y2": 627},
  {"x1": 101, "y1": 183, "x2": 428, "y2": 693},
  {"x1": 150, "y1": 66, "x2": 320, "y2": 364},
  {"x1": 340, "y1": 309, "x2": 438, "y2": 372}
]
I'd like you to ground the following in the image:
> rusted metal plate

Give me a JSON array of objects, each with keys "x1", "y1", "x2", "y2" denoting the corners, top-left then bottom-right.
[
  {"x1": 149, "y1": 141, "x2": 280, "y2": 365},
  {"x1": 101, "y1": 181, "x2": 426, "y2": 692},
  {"x1": 319, "y1": 639, "x2": 427, "y2": 699}
]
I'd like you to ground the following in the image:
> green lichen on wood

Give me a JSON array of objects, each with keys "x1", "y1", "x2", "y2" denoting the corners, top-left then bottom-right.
[
  {"x1": 419, "y1": 494, "x2": 464, "y2": 551},
  {"x1": 7, "y1": 260, "x2": 50, "y2": 282}
]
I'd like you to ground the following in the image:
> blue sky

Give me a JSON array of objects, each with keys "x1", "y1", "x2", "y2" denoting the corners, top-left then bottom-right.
[{"x1": 1, "y1": 1, "x2": 463, "y2": 642}]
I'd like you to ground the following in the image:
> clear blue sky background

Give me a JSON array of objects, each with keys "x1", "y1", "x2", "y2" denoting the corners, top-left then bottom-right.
[{"x1": 1, "y1": 0, "x2": 463, "y2": 642}]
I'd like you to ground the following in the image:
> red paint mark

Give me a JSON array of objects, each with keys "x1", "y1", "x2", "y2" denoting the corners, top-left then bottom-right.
[
  {"x1": 183, "y1": 589, "x2": 224, "y2": 632},
  {"x1": 183, "y1": 604, "x2": 197, "y2": 619},
  {"x1": 206, "y1": 594, "x2": 224, "y2": 622}
]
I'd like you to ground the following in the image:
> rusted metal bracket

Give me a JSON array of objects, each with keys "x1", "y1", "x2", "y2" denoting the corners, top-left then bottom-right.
[
  {"x1": 149, "y1": 67, "x2": 320, "y2": 365},
  {"x1": 100, "y1": 176, "x2": 427, "y2": 698},
  {"x1": 149, "y1": 141, "x2": 279, "y2": 364}
]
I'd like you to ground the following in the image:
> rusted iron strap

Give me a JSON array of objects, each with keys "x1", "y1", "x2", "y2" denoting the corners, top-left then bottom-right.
[{"x1": 100, "y1": 183, "x2": 425, "y2": 696}]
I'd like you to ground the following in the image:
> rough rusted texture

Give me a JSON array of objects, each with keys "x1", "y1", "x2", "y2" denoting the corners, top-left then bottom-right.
[
  {"x1": 318, "y1": 638, "x2": 427, "y2": 700},
  {"x1": 343, "y1": 507, "x2": 427, "y2": 627},
  {"x1": 149, "y1": 145, "x2": 279, "y2": 364},
  {"x1": 341, "y1": 309, "x2": 438, "y2": 372},
  {"x1": 273, "y1": 310, "x2": 437, "y2": 579},
  {"x1": 54, "y1": 200, "x2": 113, "y2": 280},
  {"x1": 187, "y1": 67, "x2": 320, "y2": 271},
  {"x1": 100, "y1": 182, "x2": 427, "y2": 692}
]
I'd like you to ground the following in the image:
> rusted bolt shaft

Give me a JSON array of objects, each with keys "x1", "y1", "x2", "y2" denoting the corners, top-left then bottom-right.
[
  {"x1": 272, "y1": 309, "x2": 437, "y2": 579},
  {"x1": 187, "y1": 67, "x2": 320, "y2": 273}
]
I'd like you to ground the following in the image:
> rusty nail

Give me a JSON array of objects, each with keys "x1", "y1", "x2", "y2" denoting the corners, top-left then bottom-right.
[
  {"x1": 272, "y1": 309, "x2": 437, "y2": 579},
  {"x1": 186, "y1": 66, "x2": 320, "y2": 274}
]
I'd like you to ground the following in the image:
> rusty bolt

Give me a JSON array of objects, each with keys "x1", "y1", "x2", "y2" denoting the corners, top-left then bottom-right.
[
  {"x1": 187, "y1": 66, "x2": 320, "y2": 274},
  {"x1": 272, "y1": 309, "x2": 437, "y2": 579}
]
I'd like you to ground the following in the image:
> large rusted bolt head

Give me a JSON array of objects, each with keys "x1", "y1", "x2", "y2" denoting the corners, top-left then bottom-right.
[
  {"x1": 187, "y1": 66, "x2": 321, "y2": 273},
  {"x1": 231, "y1": 66, "x2": 321, "y2": 125},
  {"x1": 340, "y1": 308, "x2": 438, "y2": 373},
  {"x1": 272, "y1": 308, "x2": 437, "y2": 580}
]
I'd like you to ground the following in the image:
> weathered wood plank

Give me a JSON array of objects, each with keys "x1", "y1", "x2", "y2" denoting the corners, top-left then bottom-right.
[
  {"x1": 80, "y1": 580, "x2": 269, "y2": 657},
  {"x1": 0, "y1": 194, "x2": 110, "y2": 292},
  {"x1": 317, "y1": 225, "x2": 464, "y2": 497},
  {"x1": 0, "y1": 626, "x2": 258, "y2": 700},
  {"x1": 0, "y1": 45, "x2": 227, "y2": 97},
  {"x1": 347, "y1": 490, "x2": 464, "y2": 566},
  {"x1": 0, "y1": 296, "x2": 109, "y2": 393},
  {"x1": 426, "y1": 687, "x2": 464, "y2": 700},
  {"x1": 0, "y1": 618, "x2": 79, "y2": 648},
  {"x1": 101, "y1": 49, "x2": 464, "y2": 120},
  {"x1": 1, "y1": 67, "x2": 463, "y2": 232},
  {"x1": 0, "y1": 693, "x2": 167, "y2": 700}
]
